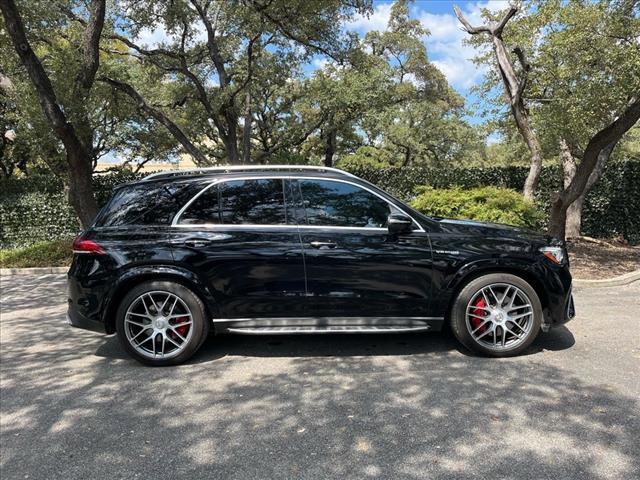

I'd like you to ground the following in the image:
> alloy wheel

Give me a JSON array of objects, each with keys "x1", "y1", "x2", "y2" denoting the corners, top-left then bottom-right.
[
  {"x1": 124, "y1": 291, "x2": 194, "y2": 360},
  {"x1": 465, "y1": 283, "x2": 535, "y2": 351}
]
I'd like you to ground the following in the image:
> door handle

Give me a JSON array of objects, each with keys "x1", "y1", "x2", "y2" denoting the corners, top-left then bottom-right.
[
  {"x1": 309, "y1": 241, "x2": 337, "y2": 249},
  {"x1": 182, "y1": 238, "x2": 212, "y2": 248}
]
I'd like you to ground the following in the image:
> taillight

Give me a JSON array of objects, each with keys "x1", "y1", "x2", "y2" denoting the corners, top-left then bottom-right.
[{"x1": 72, "y1": 236, "x2": 106, "y2": 254}]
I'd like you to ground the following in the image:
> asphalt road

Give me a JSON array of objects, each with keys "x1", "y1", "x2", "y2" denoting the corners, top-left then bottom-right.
[{"x1": 1, "y1": 274, "x2": 639, "y2": 480}]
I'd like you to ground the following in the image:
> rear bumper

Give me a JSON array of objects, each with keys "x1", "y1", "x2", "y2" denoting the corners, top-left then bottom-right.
[{"x1": 67, "y1": 300, "x2": 107, "y2": 334}]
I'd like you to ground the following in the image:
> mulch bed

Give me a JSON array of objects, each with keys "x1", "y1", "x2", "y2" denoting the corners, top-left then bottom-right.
[{"x1": 567, "y1": 237, "x2": 640, "y2": 280}]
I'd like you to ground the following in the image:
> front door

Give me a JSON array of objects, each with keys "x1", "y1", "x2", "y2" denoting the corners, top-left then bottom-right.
[
  {"x1": 172, "y1": 178, "x2": 306, "y2": 319},
  {"x1": 290, "y1": 178, "x2": 433, "y2": 321}
]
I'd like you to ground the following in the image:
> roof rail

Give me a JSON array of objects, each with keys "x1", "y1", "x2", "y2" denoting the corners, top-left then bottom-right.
[{"x1": 142, "y1": 164, "x2": 357, "y2": 181}]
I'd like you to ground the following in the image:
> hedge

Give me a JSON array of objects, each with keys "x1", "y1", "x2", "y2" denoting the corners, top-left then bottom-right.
[
  {"x1": 1, "y1": 160, "x2": 639, "y2": 248},
  {"x1": 411, "y1": 186, "x2": 544, "y2": 229},
  {"x1": 345, "y1": 160, "x2": 640, "y2": 244}
]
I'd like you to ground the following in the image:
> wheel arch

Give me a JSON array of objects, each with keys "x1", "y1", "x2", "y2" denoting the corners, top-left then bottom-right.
[
  {"x1": 444, "y1": 263, "x2": 549, "y2": 323},
  {"x1": 102, "y1": 265, "x2": 218, "y2": 334}
]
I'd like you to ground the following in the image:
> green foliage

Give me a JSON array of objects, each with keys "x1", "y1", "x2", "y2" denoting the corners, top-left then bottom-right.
[
  {"x1": 337, "y1": 146, "x2": 395, "y2": 169},
  {"x1": 0, "y1": 238, "x2": 73, "y2": 268},
  {"x1": 2, "y1": 162, "x2": 639, "y2": 248},
  {"x1": 0, "y1": 169, "x2": 147, "y2": 247},
  {"x1": 411, "y1": 186, "x2": 544, "y2": 229},
  {"x1": 345, "y1": 161, "x2": 640, "y2": 243}
]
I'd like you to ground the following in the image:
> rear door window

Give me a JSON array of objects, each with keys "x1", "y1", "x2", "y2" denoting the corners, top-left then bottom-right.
[
  {"x1": 177, "y1": 185, "x2": 221, "y2": 225},
  {"x1": 220, "y1": 179, "x2": 286, "y2": 225},
  {"x1": 178, "y1": 178, "x2": 287, "y2": 225}
]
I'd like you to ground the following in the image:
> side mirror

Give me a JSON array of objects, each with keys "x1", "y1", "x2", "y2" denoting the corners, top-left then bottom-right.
[{"x1": 388, "y1": 212, "x2": 412, "y2": 234}]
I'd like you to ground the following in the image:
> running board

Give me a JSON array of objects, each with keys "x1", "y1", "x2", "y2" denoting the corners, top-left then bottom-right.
[{"x1": 226, "y1": 325, "x2": 432, "y2": 335}]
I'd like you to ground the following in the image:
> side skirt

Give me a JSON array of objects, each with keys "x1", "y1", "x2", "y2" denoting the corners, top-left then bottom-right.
[{"x1": 213, "y1": 316, "x2": 444, "y2": 335}]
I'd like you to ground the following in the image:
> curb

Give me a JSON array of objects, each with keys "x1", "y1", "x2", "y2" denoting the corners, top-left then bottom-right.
[
  {"x1": 1, "y1": 267, "x2": 69, "y2": 276},
  {"x1": 573, "y1": 269, "x2": 640, "y2": 288}
]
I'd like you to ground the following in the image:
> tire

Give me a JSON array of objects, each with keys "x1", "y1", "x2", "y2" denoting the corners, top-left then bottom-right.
[
  {"x1": 450, "y1": 273, "x2": 542, "y2": 357},
  {"x1": 116, "y1": 280, "x2": 210, "y2": 366}
]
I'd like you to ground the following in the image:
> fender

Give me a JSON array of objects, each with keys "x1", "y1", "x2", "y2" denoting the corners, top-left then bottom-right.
[
  {"x1": 434, "y1": 256, "x2": 550, "y2": 316},
  {"x1": 101, "y1": 264, "x2": 220, "y2": 333}
]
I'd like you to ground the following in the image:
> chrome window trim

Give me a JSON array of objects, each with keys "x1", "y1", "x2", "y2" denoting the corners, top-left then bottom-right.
[{"x1": 172, "y1": 175, "x2": 425, "y2": 232}]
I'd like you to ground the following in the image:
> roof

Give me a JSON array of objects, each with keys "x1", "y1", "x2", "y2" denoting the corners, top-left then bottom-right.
[{"x1": 140, "y1": 165, "x2": 358, "y2": 182}]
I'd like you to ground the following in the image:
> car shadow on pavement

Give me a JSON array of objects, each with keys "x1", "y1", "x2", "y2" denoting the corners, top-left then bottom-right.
[
  {"x1": 94, "y1": 324, "x2": 575, "y2": 364},
  {"x1": 11, "y1": 275, "x2": 634, "y2": 480}
]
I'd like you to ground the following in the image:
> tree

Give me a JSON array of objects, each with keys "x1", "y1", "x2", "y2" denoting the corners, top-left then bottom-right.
[
  {"x1": 102, "y1": 0, "x2": 370, "y2": 165},
  {"x1": 0, "y1": 0, "x2": 106, "y2": 227},
  {"x1": 463, "y1": 0, "x2": 640, "y2": 239},
  {"x1": 455, "y1": 3, "x2": 542, "y2": 201},
  {"x1": 307, "y1": 0, "x2": 477, "y2": 168}
]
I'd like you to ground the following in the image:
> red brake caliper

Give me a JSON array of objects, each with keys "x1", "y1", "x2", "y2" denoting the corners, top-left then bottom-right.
[
  {"x1": 471, "y1": 297, "x2": 488, "y2": 333},
  {"x1": 171, "y1": 316, "x2": 190, "y2": 337}
]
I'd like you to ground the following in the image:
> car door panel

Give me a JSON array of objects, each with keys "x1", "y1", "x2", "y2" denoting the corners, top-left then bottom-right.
[
  {"x1": 300, "y1": 228, "x2": 433, "y2": 319},
  {"x1": 291, "y1": 178, "x2": 435, "y2": 321},
  {"x1": 172, "y1": 178, "x2": 306, "y2": 319}
]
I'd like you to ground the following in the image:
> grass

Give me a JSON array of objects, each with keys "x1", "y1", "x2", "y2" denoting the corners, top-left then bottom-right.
[{"x1": 0, "y1": 238, "x2": 73, "y2": 268}]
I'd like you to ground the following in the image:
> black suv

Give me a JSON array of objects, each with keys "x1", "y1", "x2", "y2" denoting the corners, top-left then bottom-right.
[{"x1": 68, "y1": 166, "x2": 574, "y2": 365}]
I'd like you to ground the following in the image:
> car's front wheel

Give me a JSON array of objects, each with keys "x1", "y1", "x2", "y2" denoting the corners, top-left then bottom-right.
[
  {"x1": 116, "y1": 280, "x2": 209, "y2": 366},
  {"x1": 450, "y1": 273, "x2": 542, "y2": 357}
]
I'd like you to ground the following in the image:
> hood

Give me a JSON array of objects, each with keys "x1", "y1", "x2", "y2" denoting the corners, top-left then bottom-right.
[{"x1": 435, "y1": 217, "x2": 548, "y2": 243}]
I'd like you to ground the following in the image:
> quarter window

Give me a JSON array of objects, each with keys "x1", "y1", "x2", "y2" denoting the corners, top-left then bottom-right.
[{"x1": 298, "y1": 179, "x2": 392, "y2": 228}]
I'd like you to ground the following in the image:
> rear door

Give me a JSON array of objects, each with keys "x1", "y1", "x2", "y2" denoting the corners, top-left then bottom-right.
[
  {"x1": 292, "y1": 178, "x2": 433, "y2": 321},
  {"x1": 172, "y1": 177, "x2": 306, "y2": 319}
]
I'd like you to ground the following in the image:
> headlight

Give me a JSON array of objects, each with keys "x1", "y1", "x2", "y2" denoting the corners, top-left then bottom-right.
[{"x1": 539, "y1": 246, "x2": 565, "y2": 264}]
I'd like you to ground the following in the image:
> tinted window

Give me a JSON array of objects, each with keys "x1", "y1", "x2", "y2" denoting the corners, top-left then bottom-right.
[
  {"x1": 219, "y1": 179, "x2": 286, "y2": 225},
  {"x1": 178, "y1": 185, "x2": 220, "y2": 225},
  {"x1": 298, "y1": 179, "x2": 392, "y2": 228},
  {"x1": 95, "y1": 181, "x2": 200, "y2": 227}
]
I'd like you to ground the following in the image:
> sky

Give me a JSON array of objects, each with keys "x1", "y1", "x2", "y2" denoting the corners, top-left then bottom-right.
[
  {"x1": 343, "y1": 0, "x2": 511, "y2": 126},
  {"x1": 124, "y1": 0, "x2": 511, "y2": 164},
  {"x1": 134, "y1": 0, "x2": 509, "y2": 121}
]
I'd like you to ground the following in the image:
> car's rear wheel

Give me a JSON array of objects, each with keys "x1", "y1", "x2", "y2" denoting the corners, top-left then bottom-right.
[
  {"x1": 116, "y1": 281, "x2": 209, "y2": 366},
  {"x1": 450, "y1": 273, "x2": 542, "y2": 357}
]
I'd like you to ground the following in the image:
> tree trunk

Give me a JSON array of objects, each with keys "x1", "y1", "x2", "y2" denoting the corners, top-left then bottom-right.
[
  {"x1": 455, "y1": 6, "x2": 543, "y2": 201},
  {"x1": 560, "y1": 139, "x2": 582, "y2": 238},
  {"x1": 0, "y1": 0, "x2": 99, "y2": 228},
  {"x1": 67, "y1": 149, "x2": 98, "y2": 228},
  {"x1": 548, "y1": 96, "x2": 639, "y2": 239},
  {"x1": 242, "y1": 90, "x2": 252, "y2": 164},
  {"x1": 324, "y1": 127, "x2": 336, "y2": 167},
  {"x1": 514, "y1": 105, "x2": 543, "y2": 200}
]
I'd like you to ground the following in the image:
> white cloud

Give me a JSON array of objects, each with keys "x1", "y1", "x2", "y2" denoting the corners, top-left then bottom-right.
[
  {"x1": 134, "y1": 21, "x2": 208, "y2": 48},
  {"x1": 417, "y1": 1, "x2": 510, "y2": 91},
  {"x1": 343, "y1": 1, "x2": 510, "y2": 92},
  {"x1": 345, "y1": 2, "x2": 393, "y2": 33}
]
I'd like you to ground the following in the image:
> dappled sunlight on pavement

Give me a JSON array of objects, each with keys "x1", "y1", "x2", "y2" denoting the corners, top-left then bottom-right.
[{"x1": 1, "y1": 275, "x2": 639, "y2": 479}]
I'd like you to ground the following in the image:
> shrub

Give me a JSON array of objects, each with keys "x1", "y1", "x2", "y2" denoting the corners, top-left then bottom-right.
[
  {"x1": 410, "y1": 186, "x2": 545, "y2": 229},
  {"x1": 0, "y1": 238, "x2": 73, "y2": 268}
]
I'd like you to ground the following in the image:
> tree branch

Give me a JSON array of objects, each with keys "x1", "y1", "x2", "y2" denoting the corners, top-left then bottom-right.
[
  {"x1": 453, "y1": 4, "x2": 518, "y2": 37},
  {"x1": 190, "y1": 0, "x2": 230, "y2": 88},
  {"x1": 453, "y1": 5, "x2": 492, "y2": 34},
  {"x1": 100, "y1": 77, "x2": 209, "y2": 166},
  {"x1": 512, "y1": 45, "x2": 530, "y2": 103},
  {"x1": 76, "y1": 0, "x2": 106, "y2": 90},
  {"x1": 561, "y1": 95, "x2": 640, "y2": 206}
]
